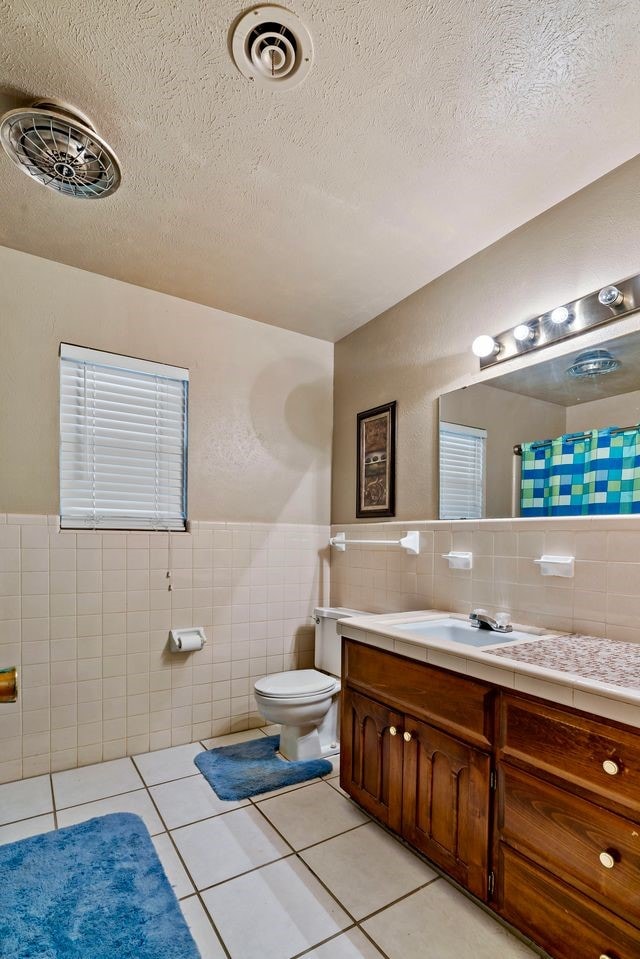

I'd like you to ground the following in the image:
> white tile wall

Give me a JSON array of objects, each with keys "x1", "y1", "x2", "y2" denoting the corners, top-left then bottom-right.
[
  {"x1": 330, "y1": 517, "x2": 640, "y2": 642},
  {"x1": 0, "y1": 515, "x2": 329, "y2": 783}
]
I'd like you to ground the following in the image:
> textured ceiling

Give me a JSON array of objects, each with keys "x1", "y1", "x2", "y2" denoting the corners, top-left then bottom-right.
[{"x1": 2, "y1": 0, "x2": 640, "y2": 341}]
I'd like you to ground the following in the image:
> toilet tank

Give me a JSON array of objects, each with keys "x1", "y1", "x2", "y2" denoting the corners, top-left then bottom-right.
[{"x1": 314, "y1": 606, "x2": 365, "y2": 676}]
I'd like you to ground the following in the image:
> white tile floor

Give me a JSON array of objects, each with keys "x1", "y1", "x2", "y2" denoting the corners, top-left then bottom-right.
[{"x1": 0, "y1": 728, "x2": 543, "y2": 959}]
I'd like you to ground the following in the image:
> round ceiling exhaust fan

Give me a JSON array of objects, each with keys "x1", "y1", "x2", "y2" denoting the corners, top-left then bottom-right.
[{"x1": 0, "y1": 98, "x2": 121, "y2": 199}]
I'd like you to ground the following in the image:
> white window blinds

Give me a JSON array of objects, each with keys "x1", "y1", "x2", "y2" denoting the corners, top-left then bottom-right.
[
  {"x1": 60, "y1": 344, "x2": 188, "y2": 530},
  {"x1": 439, "y1": 422, "x2": 486, "y2": 520}
]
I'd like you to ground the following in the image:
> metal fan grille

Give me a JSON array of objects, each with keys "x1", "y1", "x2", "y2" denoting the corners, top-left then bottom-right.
[
  {"x1": 1, "y1": 109, "x2": 120, "y2": 198},
  {"x1": 567, "y1": 350, "x2": 621, "y2": 378}
]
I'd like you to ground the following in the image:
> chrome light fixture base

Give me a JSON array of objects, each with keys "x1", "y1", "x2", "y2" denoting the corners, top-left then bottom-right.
[{"x1": 475, "y1": 273, "x2": 638, "y2": 370}]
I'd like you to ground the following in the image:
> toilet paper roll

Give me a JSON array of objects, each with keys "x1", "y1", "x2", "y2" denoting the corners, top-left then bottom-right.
[{"x1": 169, "y1": 628, "x2": 206, "y2": 652}]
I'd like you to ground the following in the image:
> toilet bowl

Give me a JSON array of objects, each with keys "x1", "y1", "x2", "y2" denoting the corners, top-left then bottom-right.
[{"x1": 253, "y1": 606, "x2": 364, "y2": 762}]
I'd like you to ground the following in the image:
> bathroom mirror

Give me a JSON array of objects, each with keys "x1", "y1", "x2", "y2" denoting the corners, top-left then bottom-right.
[{"x1": 439, "y1": 328, "x2": 640, "y2": 519}]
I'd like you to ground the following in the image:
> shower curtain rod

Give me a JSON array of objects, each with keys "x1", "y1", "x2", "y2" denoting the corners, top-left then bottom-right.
[{"x1": 513, "y1": 423, "x2": 640, "y2": 456}]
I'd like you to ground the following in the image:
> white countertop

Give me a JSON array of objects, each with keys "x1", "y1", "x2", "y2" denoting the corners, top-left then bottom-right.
[{"x1": 339, "y1": 610, "x2": 640, "y2": 729}]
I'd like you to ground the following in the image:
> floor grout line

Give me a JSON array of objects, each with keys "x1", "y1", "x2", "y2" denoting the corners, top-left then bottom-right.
[
  {"x1": 288, "y1": 922, "x2": 359, "y2": 959},
  {"x1": 49, "y1": 773, "x2": 59, "y2": 829},
  {"x1": 191, "y1": 850, "x2": 299, "y2": 896},
  {"x1": 356, "y1": 874, "x2": 441, "y2": 925},
  {"x1": 133, "y1": 753, "x2": 234, "y2": 959},
  {"x1": 353, "y1": 923, "x2": 395, "y2": 959},
  {"x1": 1, "y1": 736, "x2": 542, "y2": 959},
  {"x1": 295, "y1": 818, "x2": 371, "y2": 854}
]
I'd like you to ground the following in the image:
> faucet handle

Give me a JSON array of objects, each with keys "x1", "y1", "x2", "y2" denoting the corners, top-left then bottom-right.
[
  {"x1": 495, "y1": 611, "x2": 512, "y2": 628},
  {"x1": 469, "y1": 608, "x2": 487, "y2": 620}
]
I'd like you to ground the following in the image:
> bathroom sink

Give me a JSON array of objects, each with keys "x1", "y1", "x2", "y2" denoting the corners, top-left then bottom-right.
[{"x1": 395, "y1": 617, "x2": 531, "y2": 648}]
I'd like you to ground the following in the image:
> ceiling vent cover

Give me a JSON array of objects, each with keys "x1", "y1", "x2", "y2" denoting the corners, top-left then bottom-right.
[
  {"x1": 0, "y1": 99, "x2": 121, "y2": 199},
  {"x1": 231, "y1": 6, "x2": 313, "y2": 89},
  {"x1": 567, "y1": 349, "x2": 621, "y2": 378}
]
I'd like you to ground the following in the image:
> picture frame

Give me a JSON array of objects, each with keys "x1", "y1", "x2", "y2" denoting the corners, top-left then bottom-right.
[{"x1": 356, "y1": 401, "x2": 397, "y2": 518}]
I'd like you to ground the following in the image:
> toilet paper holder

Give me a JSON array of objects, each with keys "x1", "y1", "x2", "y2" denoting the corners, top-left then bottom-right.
[{"x1": 169, "y1": 627, "x2": 207, "y2": 652}]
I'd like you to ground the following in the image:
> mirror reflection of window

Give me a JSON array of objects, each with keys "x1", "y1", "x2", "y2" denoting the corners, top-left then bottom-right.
[{"x1": 439, "y1": 422, "x2": 487, "y2": 520}]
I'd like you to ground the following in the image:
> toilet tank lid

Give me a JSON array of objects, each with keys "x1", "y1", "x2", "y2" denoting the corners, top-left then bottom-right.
[{"x1": 314, "y1": 606, "x2": 366, "y2": 620}]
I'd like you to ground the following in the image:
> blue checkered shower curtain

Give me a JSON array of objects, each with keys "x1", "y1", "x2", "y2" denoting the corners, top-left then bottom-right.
[{"x1": 520, "y1": 426, "x2": 640, "y2": 516}]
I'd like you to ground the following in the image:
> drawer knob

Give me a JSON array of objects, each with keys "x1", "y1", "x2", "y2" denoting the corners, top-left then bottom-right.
[
  {"x1": 599, "y1": 850, "x2": 617, "y2": 870},
  {"x1": 403, "y1": 731, "x2": 412, "y2": 742},
  {"x1": 602, "y1": 759, "x2": 620, "y2": 776},
  {"x1": 389, "y1": 726, "x2": 397, "y2": 737},
  {"x1": 599, "y1": 954, "x2": 616, "y2": 959}
]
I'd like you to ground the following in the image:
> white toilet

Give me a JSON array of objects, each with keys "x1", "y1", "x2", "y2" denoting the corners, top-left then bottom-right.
[{"x1": 254, "y1": 606, "x2": 364, "y2": 761}]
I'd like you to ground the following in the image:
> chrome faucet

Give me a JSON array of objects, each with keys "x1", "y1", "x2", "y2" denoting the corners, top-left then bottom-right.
[{"x1": 468, "y1": 609, "x2": 513, "y2": 633}]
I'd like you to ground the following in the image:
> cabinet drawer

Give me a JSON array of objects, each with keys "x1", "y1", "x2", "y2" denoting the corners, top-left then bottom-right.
[
  {"x1": 343, "y1": 639, "x2": 493, "y2": 747},
  {"x1": 498, "y1": 694, "x2": 640, "y2": 817},
  {"x1": 497, "y1": 844, "x2": 640, "y2": 959},
  {"x1": 498, "y1": 763, "x2": 640, "y2": 927}
]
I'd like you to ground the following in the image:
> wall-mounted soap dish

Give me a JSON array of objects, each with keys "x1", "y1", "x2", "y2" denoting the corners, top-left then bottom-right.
[
  {"x1": 534, "y1": 555, "x2": 574, "y2": 578},
  {"x1": 442, "y1": 551, "x2": 473, "y2": 570}
]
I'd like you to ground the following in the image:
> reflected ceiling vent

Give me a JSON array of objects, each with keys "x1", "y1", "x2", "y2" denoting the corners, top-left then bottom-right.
[
  {"x1": 231, "y1": 6, "x2": 313, "y2": 89},
  {"x1": 567, "y1": 349, "x2": 621, "y2": 378},
  {"x1": 0, "y1": 99, "x2": 121, "y2": 199}
]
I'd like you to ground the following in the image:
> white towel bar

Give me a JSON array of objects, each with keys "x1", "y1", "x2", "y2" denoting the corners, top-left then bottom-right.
[{"x1": 329, "y1": 531, "x2": 420, "y2": 555}]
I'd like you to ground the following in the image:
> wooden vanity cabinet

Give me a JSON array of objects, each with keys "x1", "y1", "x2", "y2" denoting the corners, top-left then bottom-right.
[
  {"x1": 495, "y1": 694, "x2": 640, "y2": 957},
  {"x1": 341, "y1": 637, "x2": 640, "y2": 959},
  {"x1": 340, "y1": 686, "x2": 404, "y2": 832},
  {"x1": 401, "y1": 713, "x2": 491, "y2": 897},
  {"x1": 340, "y1": 639, "x2": 494, "y2": 899}
]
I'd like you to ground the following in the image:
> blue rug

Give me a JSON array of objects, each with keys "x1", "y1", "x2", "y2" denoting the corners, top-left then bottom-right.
[
  {"x1": 0, "y1": 812, "x2": 200, "y2": 959},
  {"x1": 194, "y1": 735, "x2": 333, "y2": 799}
]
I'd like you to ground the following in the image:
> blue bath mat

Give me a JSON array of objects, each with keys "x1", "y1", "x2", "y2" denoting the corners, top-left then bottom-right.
[
  {"x1": 0, "y1": 812, "x2": 200, "y2": 959},
  {"x1": 195, "y1": 735, "x2": 333, "y2": 799}
]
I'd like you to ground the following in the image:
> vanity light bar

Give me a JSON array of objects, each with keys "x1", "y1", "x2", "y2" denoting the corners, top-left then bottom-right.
[{"x1": 473, "y1": 272, "x2": 640, "y2": 370}]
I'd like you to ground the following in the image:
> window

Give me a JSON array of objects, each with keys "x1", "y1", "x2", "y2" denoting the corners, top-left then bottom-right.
[
  {"x1": 439, "y1": 421, "x2": 486, "y2": 520},
  {"x1": 60, "y1": 344, "x2": 188, "y2": 530}
]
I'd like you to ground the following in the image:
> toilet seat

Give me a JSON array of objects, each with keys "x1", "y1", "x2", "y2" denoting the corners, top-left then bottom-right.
[{"x1": 255, "y1": 669, "x2": 338, "y2": 700}]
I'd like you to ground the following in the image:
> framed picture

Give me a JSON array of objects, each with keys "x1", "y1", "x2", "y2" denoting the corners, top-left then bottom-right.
[{"x1": 356, "y1": 401, "x2": 396, "y2": 518}]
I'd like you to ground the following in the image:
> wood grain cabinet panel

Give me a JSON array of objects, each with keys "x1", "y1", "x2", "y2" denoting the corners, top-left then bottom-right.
[
  {"x1": 340, "y1": 686, "x2": 404, "y2": 831},
  {"x1": 497, "y1": 844, "x2": 640, "y2": 959},
  {"x1": 341, "y1": 640, "x2": 492, "y2": 901},
  {"x1": 343, "y1": 639, "x2": 493, "y2": 748},
  {"x1": 498, "y1": 763, "x2": 640, "y2": 927},
  {"x1": 499, "y1": 694, "x2": 640, "y2": 817},
  {"x1": 402, "y1": 716, "x2": 490, "y2": 899}
]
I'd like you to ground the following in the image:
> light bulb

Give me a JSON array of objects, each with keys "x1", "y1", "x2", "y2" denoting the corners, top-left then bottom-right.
[
  {"x1": 513, "y1": 324, "x2": 535, "y2": 343},
  {"x1": 598, "y1": 285, "x2": 624, "y2": 307},
  {"x1": 550, "y1": 306, "x2": 569, "y2": 324},
  {"x1": 471, "y1": 335, "x2": 499, "y2": 358}
]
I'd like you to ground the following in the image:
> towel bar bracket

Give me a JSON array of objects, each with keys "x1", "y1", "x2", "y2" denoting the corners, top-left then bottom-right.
[{"x1": 329, "y1": 530, "x2": 420, "y2": 555}]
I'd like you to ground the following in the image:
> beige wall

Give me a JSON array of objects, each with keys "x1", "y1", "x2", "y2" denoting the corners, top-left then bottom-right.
[
  {"x1": 0, "y1": 247, "x2": 333, "y2": 524},
  {"x1": 440, "y1": 384, "x2": 566, "y2": 518},
  {"x1": 566, "y1": 388, "x2": 640, "y2": 433},
  {"x1": 332, "y1": 154, "x2": 640, "y2": 523}
]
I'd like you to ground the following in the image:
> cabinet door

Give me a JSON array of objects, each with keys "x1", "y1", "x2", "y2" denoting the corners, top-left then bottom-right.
[
  {"x1": 402, "y1": 716, "x2": 491, "y2": 899},
  {"x1": 340, "y1": 686, "x2": 404, "y2": 832}
]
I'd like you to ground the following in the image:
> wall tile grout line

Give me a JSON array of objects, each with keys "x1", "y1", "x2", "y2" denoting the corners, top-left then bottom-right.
[{"x1": 2, "y1": 514, "x2": 330, "y2": 785}]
